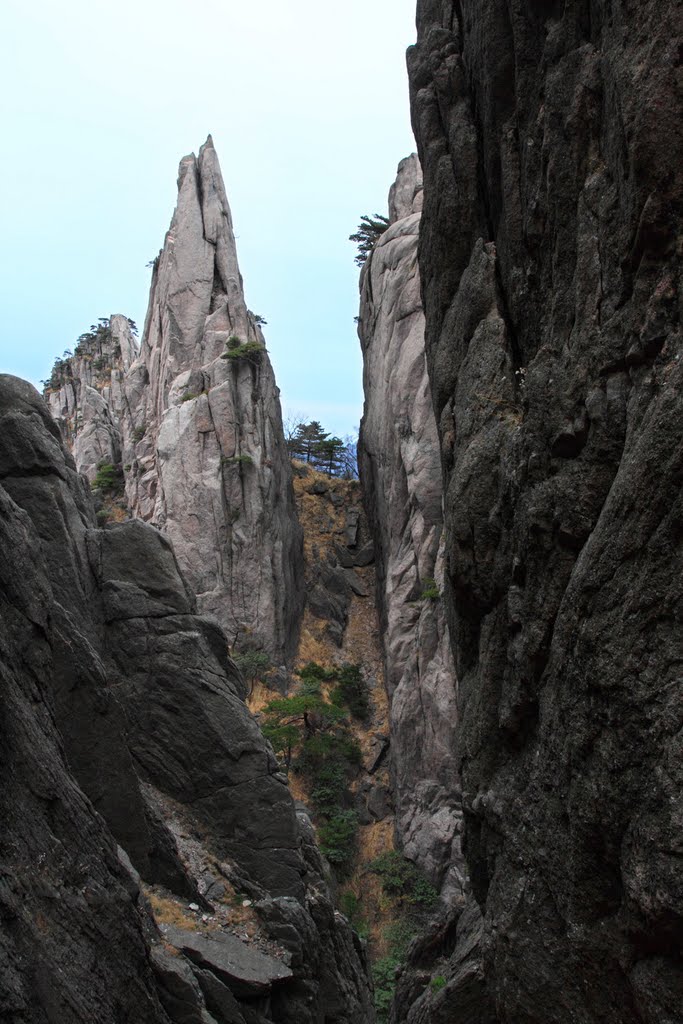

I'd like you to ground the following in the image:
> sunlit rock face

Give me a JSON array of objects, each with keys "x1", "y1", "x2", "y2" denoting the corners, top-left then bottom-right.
[
  {"x1": 122, "y1": 136, "x2": 303, "y2": 663},
  {"x1": 45, "y1": 138, "x2": 303, "y2": 664},
  {"x1": 358, "y1": 154, "x2": 464, "y2": 898},
  {"x1": 45, "y1": 314, "x2": 138, "y2": 484},
  {"x1": 398, "y1": 1, "x2": 683, "y2": 1021}
]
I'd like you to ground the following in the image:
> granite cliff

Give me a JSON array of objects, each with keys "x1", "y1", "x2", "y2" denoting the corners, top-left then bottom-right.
[
  {"x1": 395, "y1": 1, "x2": 683, "y2": 1021},
  {"x1": 0, "y1": 374, "x2": 373, "y2": 1023},
  {"x1": 47, "y1": 137, "x2": 303, "y2": 664},
  {"x1": 358, "y1": 155, "x2": 463, "y2": 899}
]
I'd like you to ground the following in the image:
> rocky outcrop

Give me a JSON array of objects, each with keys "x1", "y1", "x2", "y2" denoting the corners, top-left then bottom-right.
[
  {"x1": 45, "y1": 314, "x2": 138, "y2": 483},
  {"x1": 404, "y1": 2, "x2": 683, "y2": 1022},
  {"x1": 358, "y1": 155, "x2": 462, "y2": 896},
  {"x1": 122, "y1": 137, "x2": 303, "y2": 662},
  {"x1": 0, "y1": 428, "x2": 169, "y2": 1023},
  {"x1": 0, "y1": 375, "x2": 373, "y2": 1023},
  {"x1": 44, "y1": 138, "x2": 303, "y2": 663}
]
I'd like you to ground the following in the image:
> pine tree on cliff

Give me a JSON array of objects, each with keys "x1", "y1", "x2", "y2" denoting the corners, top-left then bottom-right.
[{"x1": 349, "y1": 213, "x2": 390, "y2": 266}]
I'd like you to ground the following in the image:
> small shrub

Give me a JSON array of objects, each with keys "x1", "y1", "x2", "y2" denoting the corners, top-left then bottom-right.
[
  {"x1": 222, "y1": 453, "x2": 254, "y2": 467},
  {"x1": 181, "y1": 391, "x2": 200, "y2": 403},
  {"x1": 132, "y1": 425, "x2": 146, "y2": 442},
  {"x1": 96, "y1": 509, "x2": 111, "y2": 525},
  {"x1": 233, "y1": 651, "x2": 271, "y2": 685},
  {"x1": 92, "y1": 462, "x2": 122, "y2": 494},
  {"x1": 330, "y1": 663, "x2": 369, "y2": 720},
  {"x1": 370, "y1": 851, "x2": 438, "y2": 912},
  {"x1": 318, "y1": 810, "x2": 358, "y2": 870},
  {"x1": 420, "y1": 577, "x2": 440, "y2": 601},
  {"x1": 221, "y1": 339, "x2": 266, "y2": 362},
  {"x1": 299, "y1": 661, "x2": 337, "y2": 684},
  {"x1": 430, "y1": 975, "x2": 447, "y2": 991}
]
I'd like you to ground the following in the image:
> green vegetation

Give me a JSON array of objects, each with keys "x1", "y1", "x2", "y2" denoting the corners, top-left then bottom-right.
[
  {"x1": 233, "y1": 651, "x2": 271, "y2": 694},
  {"x1": 222, "y1": 453, "x2": 254, "y2": 467},
  {"x1": 338, "y1": 891, "x2": 369, "y2": 938},
  {"x1": 318, "y1": 810, "x2": 359, "y2": 868},
  {"x1": 349, "y1": 213, "x2": 390, "y2": 267},
  {"x1": 284, "y1": 417, "x2": 358, "y2": 478},
  {"x1": 369, "y1": 850, "x2": 439, "y2": 911},
  {"x1": 132, "y1": 425, "x2": 146, "y2": 442},
  {"x1": 330, "y1": 663, "x2": 370, "y2": 720},
  {"x1": 368, "y1": 852, "x2": 441, "y2": 1020},
  {"x1": 221, "y1": 338, "x2": 266, "y2": 362},
  {"x1": 259, "y1": 661, "x2": 367, "y2": 873},
  {"x1": 91, "y1": 461, "x2": 123, "y2": 494},
  {"x1": 42, "y1": 316, "x2": 133, "y2": 392},
  {"x1": 372, "y1": 921, "x2": 417, "y2": 1023},
  {"x1": 420, "y1": 577, "x2": 440, "y2": 601},
  {"x1": 181, "y1": 391, "x2": 201, "y2": 402},
  {"x1": 430, "y1": 975, "x2": 447, "y2": 991}
]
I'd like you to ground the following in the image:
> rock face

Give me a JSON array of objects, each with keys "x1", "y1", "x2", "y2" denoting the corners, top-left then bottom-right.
[
  {"x1": 124, "y1": 136, "x2": 303, "y2": 662},
  {"x1": 45, "y1": 138, "x2": 303, "y2": 663},
  {"x1": 0, "y1": 375, "x2": 373, "y2": 1023},
  {"x1": 358, "y1": 155, "x2": 463, "y2": 895},
  {"x1": 403, "y1": 2, "x2": 683, "y2": 1022},
  {"x1": 46, "y1": 314, "x2": 138, "y2": 483}
]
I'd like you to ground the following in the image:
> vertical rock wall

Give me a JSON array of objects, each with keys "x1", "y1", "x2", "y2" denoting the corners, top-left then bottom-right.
[
  {"x1": 1, "y1": 374, "x2": 374, "y2": 1024},
  {"x1": 358, "y1": 155, "x2": 463, "y2": 896},
  {"x1": 123, "y1": 137, "x2": 303, "y2": 662},
  {"x1": 404, "y1": 1, "x2": 683, "y2": 1021}
]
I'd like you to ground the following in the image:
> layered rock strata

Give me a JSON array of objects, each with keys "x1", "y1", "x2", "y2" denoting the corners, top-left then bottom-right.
[
  {"x1": 401, "y1": 2, "x2": 683, "y2": 1021},
  {"x1": 0, "y1": 375, "x2": 373, "y2": 1023},
  {"x1": 358, "y1": 155, "x2": 462, "y2": 896},
  {"x1": 45, "y1": 137, "x2": 303, "y2": 663}
]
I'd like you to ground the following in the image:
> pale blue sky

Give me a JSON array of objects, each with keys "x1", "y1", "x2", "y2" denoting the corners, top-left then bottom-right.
[{"x1": 0, "y1": 0, "x2": 417, "y2": 437}]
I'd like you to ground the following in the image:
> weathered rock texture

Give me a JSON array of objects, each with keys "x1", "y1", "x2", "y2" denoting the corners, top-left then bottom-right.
[
  {"x1": 358, "y1": 155, "x2": 463, "y2": 896},
  {"x1": 403, "y1": 2, "x2": 683, "y2": 1021},
  {"x1": 45, "y1": 138, "x2": 303, "y2": 663},
  {"x1": 0, "y1": 375, "x2": 373, "y2": 1023},
  {"x1": 46, "y1": 314, "x2": 138, "y2": 483},
  {"x1": 124, "y1": 136, "x2": 303, "y2": 662}
]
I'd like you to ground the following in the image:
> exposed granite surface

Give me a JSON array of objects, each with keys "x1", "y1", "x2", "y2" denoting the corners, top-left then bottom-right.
[
  {"x1": 401, "y1": 1, "x2": 683, "y2": 1021},
  {"x1": 358, "y1": 155, "x2": 463, "y2": 897}
]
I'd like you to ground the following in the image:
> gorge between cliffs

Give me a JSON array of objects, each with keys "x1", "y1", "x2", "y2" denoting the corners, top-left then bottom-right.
[{"x1": 1, "y1": 3, "x2": 681, "y2": 1023}]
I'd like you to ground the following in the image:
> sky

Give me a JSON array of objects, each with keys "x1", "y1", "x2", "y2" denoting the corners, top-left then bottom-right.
[{"x1": 0, "y1": 0, "x2": 418, "y2": 438}]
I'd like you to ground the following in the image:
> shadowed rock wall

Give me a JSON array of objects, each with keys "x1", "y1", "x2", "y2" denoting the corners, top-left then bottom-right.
[
  {"x1": 0, "y1": 375, "x2": 373, "y2": 1024},
  {"x1": 400, "y1": 1, "x2": 683, "y2": 1021}
]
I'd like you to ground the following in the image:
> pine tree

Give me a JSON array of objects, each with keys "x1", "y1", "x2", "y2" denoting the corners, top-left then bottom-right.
[{"x1": 349, "y1": 213, "x2": 390, "y2": 267}]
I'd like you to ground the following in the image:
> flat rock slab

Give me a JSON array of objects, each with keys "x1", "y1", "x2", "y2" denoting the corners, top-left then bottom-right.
[{"x1": 162, "y1": 926, "x2": 292, "y2": 999}]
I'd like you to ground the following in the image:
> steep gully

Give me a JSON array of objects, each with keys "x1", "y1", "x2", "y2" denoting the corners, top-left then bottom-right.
[
  {"x1": 6, "y1": 0, "x2": 682, "y2": 1015},
  {"x1": 6, "y1": 135, "x2": 461, "y2": 1023}
]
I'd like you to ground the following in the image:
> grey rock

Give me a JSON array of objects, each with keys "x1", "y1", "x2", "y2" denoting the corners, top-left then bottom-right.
[
  {"x1": 121, "y1": 137, "x2": 303, "y2": 662},
  {"x1": 0, "y1": 379, "x2": 169, "y2": 1023},
  {"x1": 161, "y1": 926, "x2": 292, "y2": 999},
  {"x1": 333, "y1": 543, "x2": 355, "y2": 568},
  {"x1": 344, "y1": 567, "x2": 369, "y2": 597},
  {"x1": 358, "y1": 157, "x2": 463, "y2": 894},
  {"x1": 351, "y1": 540, "x2": 375, "y2": 567},
  {"x1": 44, "y1": 141, "x2": 304, "y2": 665},
  {"x1": 345, "y1": 508, "x2": 360, "y2": 546},
  {"x1": 192, "y1": 968, "x2": 246, "y2": 1024},
  {"x1": 151, "y1": 944, "x2": 209, "y2": 1024},
  {"x1": 406, "y1": 2, "x2": 683, "y2": 1021}
]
